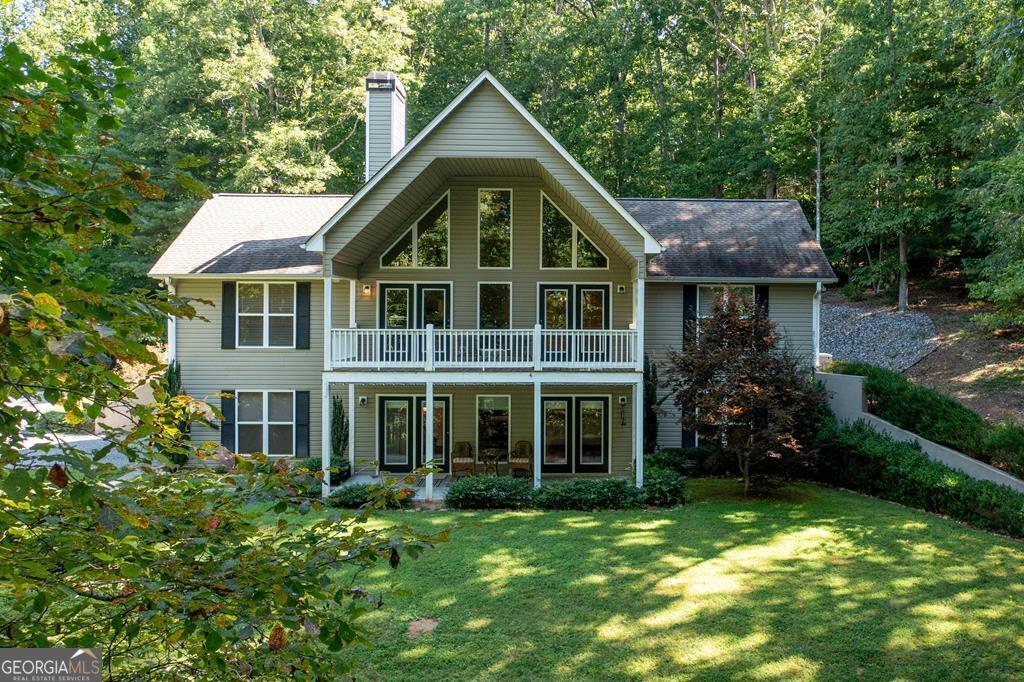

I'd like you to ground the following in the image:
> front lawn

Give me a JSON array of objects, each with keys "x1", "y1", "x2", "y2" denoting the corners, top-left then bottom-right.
[{"x1": 311, "y1": 480, "x2": 1024, "y2": 680}]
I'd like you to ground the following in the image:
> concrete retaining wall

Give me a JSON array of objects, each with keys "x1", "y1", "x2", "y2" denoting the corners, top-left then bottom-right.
[{"x1": 816, "y1": 371, "x2": 1024, "y2": 493}]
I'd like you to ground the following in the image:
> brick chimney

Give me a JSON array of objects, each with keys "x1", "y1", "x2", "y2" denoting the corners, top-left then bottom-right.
[{"x1": 365, "y1": 71, "x2": 407, "y2": 181}]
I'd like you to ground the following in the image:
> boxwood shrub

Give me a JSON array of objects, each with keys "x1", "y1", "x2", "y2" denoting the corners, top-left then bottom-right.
[
  {"x1": 829, "y1": 361, "x2": 1024, "y2": 475},
  {"x1": 445, "y1": 476, "x2": 535, "y2": 510},
  {"x1": 646, "y1": 446, "x2": 730, "y2": 476},
  {"x1": 640, "y1": 467, "x2": 689, "y2": 507},
  {"x1": 533, "y1": 478, "x2": 643, "y2": 511},
  {"x1": 814, "y1": 418, "x2": 1024, "y2": 537}
]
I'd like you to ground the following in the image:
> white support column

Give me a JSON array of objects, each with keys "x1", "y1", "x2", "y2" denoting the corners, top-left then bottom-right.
[
  {"x1": 165, "y1": 279, "x2": 177, "y2": 365},
  {"x1": 634, "y1": 269, "x2": 645, "y2": 372},
  {"x1": 533, "y1": 324, "x2": 542, "y2": 371},
  {"x1": 323, "y1": 275, "x2": 333, "y2": 371},
  {"x1": 425, "y1": 324, "x2": 435, "y2": 371},
  {"x1": 321, "y1": 378, "x2": 331, "y2": 498},
  {"x1": 533, "y1": 381, "x2": 542, "y2": 489},
  {"x1": 633, "y1": 378, "x2": 644, "y2": 488},
  {"x1": 425, "y1": 381, "x2": 434, "y2": 501},
  {"x1": 347, "y1": 383, "x2": 356, "y2": 474},
  {"x1": 348, "y1": 278, "x2": 357, "y2": 328}
]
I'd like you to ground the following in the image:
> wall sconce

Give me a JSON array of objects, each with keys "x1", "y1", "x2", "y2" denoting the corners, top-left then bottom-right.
[
  {"x1": 358, "y1": 396, "x2": 368, "y2": 406},
  {"x1": 362, "y1": 283, "x2": 372, "y2": 296},
  {"x1": 618, "y1": 395, "x2": 628, "y2": 426}
]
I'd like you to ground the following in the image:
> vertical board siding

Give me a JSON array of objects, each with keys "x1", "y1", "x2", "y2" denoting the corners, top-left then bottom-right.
[
  {"x1": 342, "y1": 384, "x2": 634, "y2": 476},
  {"x1": 175, "y1": 279, "x2": 325, "y2": 456},
  {"x1": 324, "y1": 83, "x2": 645, "y2": 265}
]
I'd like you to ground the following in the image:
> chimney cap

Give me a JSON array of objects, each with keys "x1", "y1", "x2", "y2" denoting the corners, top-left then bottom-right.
[{"x1": 366, "y1": 71, "x2": 406, "y2": 99}]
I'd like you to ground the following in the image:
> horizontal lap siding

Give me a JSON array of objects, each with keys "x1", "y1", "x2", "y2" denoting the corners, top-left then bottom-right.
[
  {"x1": 343, "y1": 384, "x2": 634, "y2": 476},
  {"x1": 645, "y1": 283, "x2": 685, "y2": 449},
  {"x1": 175, "y1": 279, "x2": 325, "y2": 456},
  {"x1": 324, "y1": 83, "x2": 644, "y2": 265},
  {"x1": 768, "y1": 284, "x2": 816, "y2": 365},
  {"x1": 337, "y1": 180, "x2": 634, "y2": 330}
]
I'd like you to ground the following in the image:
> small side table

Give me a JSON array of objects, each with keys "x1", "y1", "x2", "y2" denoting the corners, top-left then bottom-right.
[{"x1": 480, "y1": 448, "x2": 503, "y2": 476}]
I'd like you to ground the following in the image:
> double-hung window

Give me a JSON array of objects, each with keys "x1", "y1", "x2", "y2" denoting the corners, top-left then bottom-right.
[
  {"x1": 236, "y1": 390, "x2": 295, "y2": 455},
  {"x1": 237, "y1": 282, "x2": 296, "y2": 348}
]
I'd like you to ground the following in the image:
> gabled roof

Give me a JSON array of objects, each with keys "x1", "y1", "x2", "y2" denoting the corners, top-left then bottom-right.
[
  {"x1": 149, "y1": 194, "x2": 349, "y2": 277},
  {"x1": 304, "y1": 71, "x2": 663, "y2": 256},
  {"x1": 618, "y1": 198, "x2": 836, "y2": 282}
]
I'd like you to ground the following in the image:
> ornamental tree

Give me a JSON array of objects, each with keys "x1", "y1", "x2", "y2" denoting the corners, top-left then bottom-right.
[
  {"x1": 662, "y1": 291, "x2": 827, "y2": 494},
  {"x1": 0, "y1": 39, "x2": 443, "y2": 678}
]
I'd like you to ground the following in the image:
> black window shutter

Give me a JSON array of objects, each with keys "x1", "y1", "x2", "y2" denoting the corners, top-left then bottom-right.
[
  {"x1": 221, "y1": 282, "x2": 236, "y2": 349},
  {"x1": 682, "y1": 285, "x2": 698, "y2": 342},
  {"x1": 295, "y1": 391, "x2": 310, "y2": 458},
  {"x1": 295, "y1": 282, "x2": 311, "y2": 349},
  {"x1": 755, "y1": 285, "x2": 770, "y2": 317},
  {"x1": 221, "y1": 390, "x2": 236, "y2": 451}
]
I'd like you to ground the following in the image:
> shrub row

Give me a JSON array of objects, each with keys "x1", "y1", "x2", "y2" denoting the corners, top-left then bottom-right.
[
  {"x1": 327, "y1": 483, "x2": 414, "y2": 509},
  {"x1": 444, "y1": 471, "x2": 688, "y2": 511},
  {"x1": 829, "y1": 361, "x2": 1024, "y2": 476},
  {"x1": 814, "y1": 418, "x2": 1024, "y2": 538},
  {"x1": 645, "y1": 446, "x2": 733, "y2": 477}
]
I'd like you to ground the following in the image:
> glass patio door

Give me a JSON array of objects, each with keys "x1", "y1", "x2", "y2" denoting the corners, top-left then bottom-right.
[
  {"x1": 378, "y1": 397, "x2": 413, "y2": 473},
  {"x1": 541, "y1": 397, "x2": 572, "y2": 473},
  {"x1": 540, "y1": 285, "x2": 570, "y2": 364},
  {"x1": 379, "y1": 284, "x2": 414, "y2": 363},
  {"x1": 417, "y1": 284, "x2": 450, "y2": 364},
  {"x1": 415, "y1": 396, "x2": 450, "y2": 471}
]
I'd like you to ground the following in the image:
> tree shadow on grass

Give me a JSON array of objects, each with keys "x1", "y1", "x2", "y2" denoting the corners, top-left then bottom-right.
[{"x1": 341, "y1": 480, "x2": 1024, "y2": 681}]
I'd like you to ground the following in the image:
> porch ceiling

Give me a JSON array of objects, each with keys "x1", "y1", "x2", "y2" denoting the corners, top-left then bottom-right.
[{"x1": 329, "y1": 156, "x2": 640, "y2": 276}]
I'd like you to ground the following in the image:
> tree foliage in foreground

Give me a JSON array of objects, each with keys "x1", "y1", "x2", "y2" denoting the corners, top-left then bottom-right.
[
  {"x1": 0, "y1": 40, "x2": 444, "y2": 679},
  {"x1": 662, "y1": 292, "x2": 827, "y2": 494}
]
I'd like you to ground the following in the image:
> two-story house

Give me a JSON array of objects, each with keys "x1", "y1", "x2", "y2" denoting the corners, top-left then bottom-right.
[{"x1": 149, "y1": 71, "x2": 836, "y2": 498}]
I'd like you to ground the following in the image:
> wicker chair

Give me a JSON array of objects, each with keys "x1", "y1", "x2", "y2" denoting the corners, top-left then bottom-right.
[
  {"x1": 451, "y1": 441, "x2": 476, "y2": 478},
  {"x1": 508, "y1": 440, "x2": 533, "y2": 478}
]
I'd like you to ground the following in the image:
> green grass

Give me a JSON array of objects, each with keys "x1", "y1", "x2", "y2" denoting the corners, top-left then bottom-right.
[{"x1": 311, "y1": 480, "x2": 1024, "y2": 681}]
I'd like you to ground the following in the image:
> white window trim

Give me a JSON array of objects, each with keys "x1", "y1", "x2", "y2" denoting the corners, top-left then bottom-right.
[
  {"x1": 477, "y1": 187, "x2": 514, "y2": 270},
  {"x1": 380, "y1": 190, "x2": 451, "y2": 269},
  {"x1": 475, "y1": 394, "x2": 511, "y2": 456},
  {"x1": 576, "y1": 396, "x2": 609, "y2": 470},
  {"x1": 236, "y1": 282, "x2": 296, "y2": 349},
  {"x1": 538, "y1": 191, "x2": 610, "y2": 271},
  {"x1": 374, "y1": 280, "x2": 455, "y2": 329},
  {"x1": 235, "y1": 389, "x2": 296, "y2": 456},
  {"x1": 696, "y1": 284, "x2": 756, "y2": 318},
  {"x1": 477, "y1": 282, "x2": 513, "y2": 329}
]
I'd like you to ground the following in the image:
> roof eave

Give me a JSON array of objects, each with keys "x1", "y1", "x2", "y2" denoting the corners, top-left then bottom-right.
[
  {"x1": 647, "y1": 275, "x2": 838, "y2": 284},
  {"x1": 305, "y1": 71, "x2": 664, "y2": 256}
]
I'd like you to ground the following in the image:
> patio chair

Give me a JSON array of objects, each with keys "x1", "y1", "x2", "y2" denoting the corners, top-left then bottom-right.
[
  {"x1": 451, "y1": 441, "x2": 476, "y2": 478},
  {"x1": 509, "y1": 440, "x2": 533, "y2": 478}
]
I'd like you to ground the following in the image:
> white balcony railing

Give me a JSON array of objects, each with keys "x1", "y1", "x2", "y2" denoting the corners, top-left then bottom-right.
[{"x1": 330, "y1": 325, "x2": 638, "y2": 371}]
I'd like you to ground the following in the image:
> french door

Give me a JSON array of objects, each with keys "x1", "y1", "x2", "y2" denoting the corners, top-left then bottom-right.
[
  {"x1": 539, "y1": 284, "x2": 610, "y2": 364},
  {"x1": 378, "y1": 395, "x2": 451, "y2": 473},
  {"x1": 540, "y1": 396, "x2": 610, "y2": 474},
  {"x1": 378, "y1": 283, "x2": 451, "y2": 364},
  {"x1": 415, "y1": 396, "x2": 450, "y2": 471}
]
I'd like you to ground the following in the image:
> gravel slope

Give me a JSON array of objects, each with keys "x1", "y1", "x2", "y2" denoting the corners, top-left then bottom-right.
[{"x1": 821, "y1": 303, "x2": 939, "y2": 371}]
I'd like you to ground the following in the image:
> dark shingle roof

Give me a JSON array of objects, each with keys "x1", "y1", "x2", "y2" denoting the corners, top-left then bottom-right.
[
  {"x1": 149, "y1": 194, "x2": 350, "y2": 277},
  {"x1": 618, "y1": 198, "x2": 836, "y2": 281}
]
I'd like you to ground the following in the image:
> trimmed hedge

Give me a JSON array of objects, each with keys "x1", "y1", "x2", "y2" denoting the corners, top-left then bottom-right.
[
  {"x1": 534, "y1": 478, "x2": 644, "y2": 511},
  {"x1": 640, "y1": 467, "x2": 690, "y2": 507},
  {"x1": 646, "y1": 446, "x2": 732, "y2": 476},
  {"x1": 445, "y1": 476, "x2": 535, "y2": 510},
  {"x1": 814, "y1": 418, "x2": 1024, "y2": 538},
  {"x1": 830, "y1": 361, "x2": 1024, "y2": 475}
]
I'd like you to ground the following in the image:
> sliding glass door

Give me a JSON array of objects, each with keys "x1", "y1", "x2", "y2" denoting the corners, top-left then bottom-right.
[{"x1": 378, "y1": 397, "x2": 413, "y2": 473}]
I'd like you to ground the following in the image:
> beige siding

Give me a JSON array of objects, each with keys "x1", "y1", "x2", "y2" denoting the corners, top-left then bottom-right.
[
  {"x1": 324, "y1": 82, "x2": 645, "y2": 266},
  {"x1": 343, "y1": 383, "x2": 634, "y2": 476},
  {"x1": 642, "y1": 281, "x2": 817, "y2": 450},
  {"x1": 331, "y1": 180, "x2": 635, "y2": 330},
  {"x1": 174, "y1": 278, "x2": 325, "y2": 456},
  {"x1": 644, "y1": 283, "x2": 685, "y2": 449},
  {"x1": 768, "y1": 284, "x2": 816, "y2": 364}
]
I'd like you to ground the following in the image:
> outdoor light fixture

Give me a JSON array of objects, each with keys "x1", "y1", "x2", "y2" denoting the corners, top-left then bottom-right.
[
  {"x1": 358, "y1": 396, "x2": 368, "y2": 406},
  {"x1": 619, "y1": 395, "x2": 628, "y2": 426},
  {"x1": 362, "y1": 283, "x2": 372, "y2": 296}
]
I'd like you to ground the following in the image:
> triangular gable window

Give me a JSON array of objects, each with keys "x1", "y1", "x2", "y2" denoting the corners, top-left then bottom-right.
[
  {"x1": 381, "y1": 192, "x2": 450, "y2": 268},
  {"x1": 540, "y1": 193, "x2": 608, "y2": 269}
]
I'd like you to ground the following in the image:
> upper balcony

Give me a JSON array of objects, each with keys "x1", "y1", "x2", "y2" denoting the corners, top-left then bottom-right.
[{"x1": 329, "y1": 325, "x2": 639, "y2": 371}]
